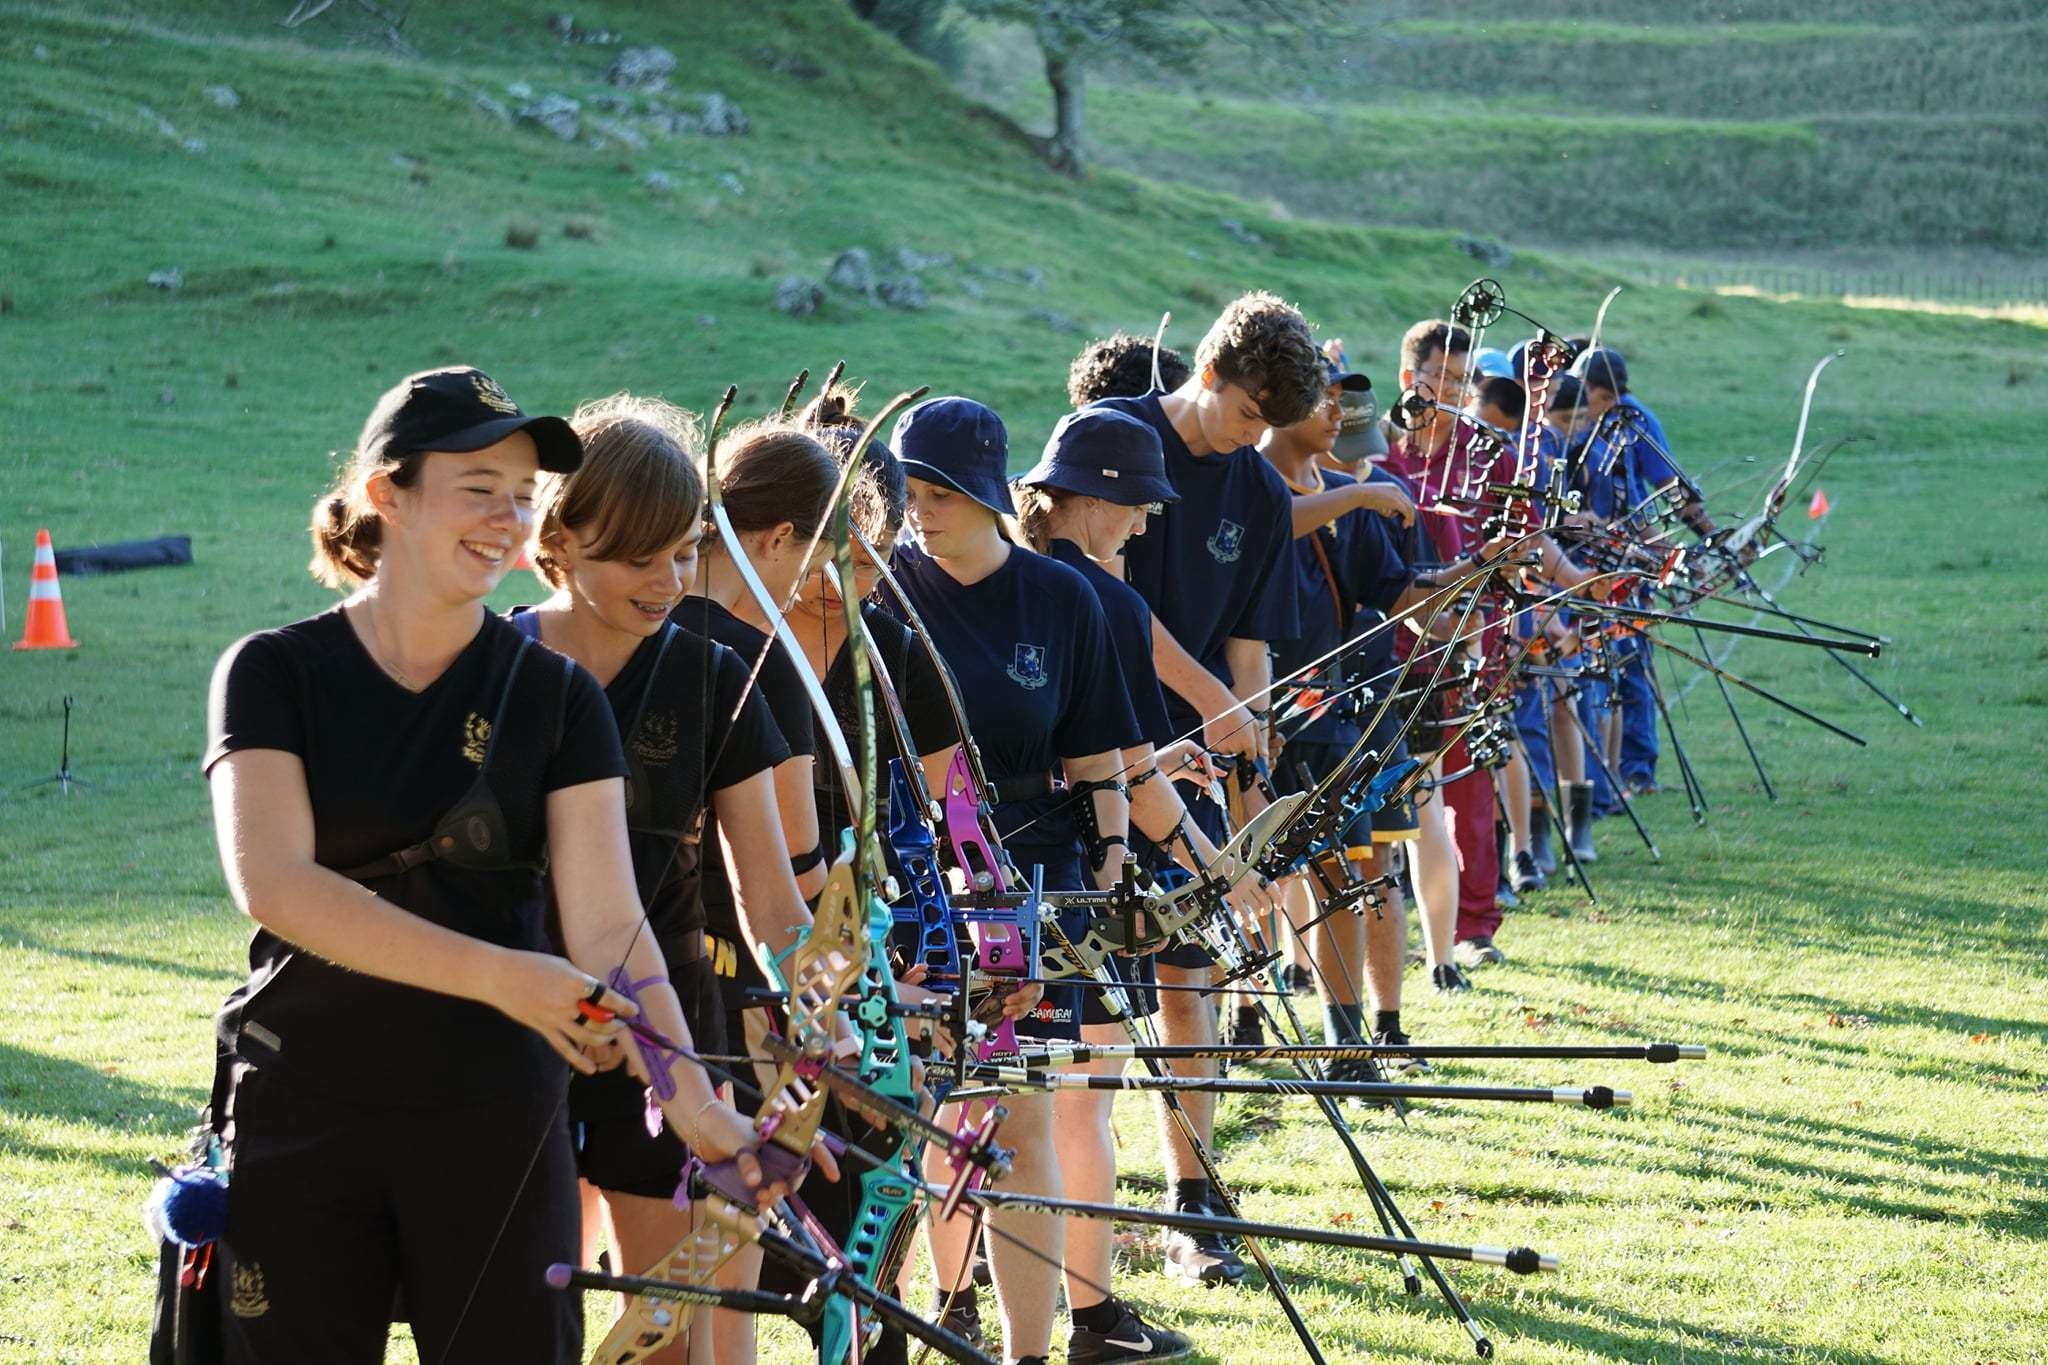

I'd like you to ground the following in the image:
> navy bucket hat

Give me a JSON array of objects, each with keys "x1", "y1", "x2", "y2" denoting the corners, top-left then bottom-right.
[
  {"x1": 891, "y1": 396, "x2": 1015, "y2": 517},
  {"x1": 1015, "y1": 407, "x2": 1179, "y2": 507}
]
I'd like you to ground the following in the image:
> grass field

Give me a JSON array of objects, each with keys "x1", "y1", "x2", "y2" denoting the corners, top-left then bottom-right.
[
  {"x1": 3, "y1": 2, "x2": 2046, "y2": 1362},
  {"x1": 963, "y1": 4, "x2": 2048, "y2": 258}
]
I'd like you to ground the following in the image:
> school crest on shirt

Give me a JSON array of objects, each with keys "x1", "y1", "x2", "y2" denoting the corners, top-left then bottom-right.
[
  {"x1": 633, "y1": 710, "x2": 678, "y2": 766},
  {"x1": 1206, "y1": 518, "x2": 1245, "y2": 564},
  {"x1": 461, "y1": 712, "x2": 490, "y2": 765},
  {"x1": 229, "y1": 1263, "x2": 270, "y2": 1318},
  {"x1": 1006, "y1": 643, "x2": 1050, "y2": 691}
]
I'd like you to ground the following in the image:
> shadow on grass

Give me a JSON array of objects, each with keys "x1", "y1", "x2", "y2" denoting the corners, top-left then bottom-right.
[
  {"x1": 1477, "y1": 1286, "x2": 1905, "y2": 1365},
  {"x1": 0, "y1": 923, "x2": 238, "y2": 983},
  {"x1": 0, "y1": 1041, "x2": 203, "y2": 1176},
  {"x1": 1548, "y1": 959, "x2": 2045, "y2": 1054}
]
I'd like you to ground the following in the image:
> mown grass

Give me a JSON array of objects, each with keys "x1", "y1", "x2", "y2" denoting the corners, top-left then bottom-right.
[{"x1": 3, "y1": 2, "x2": 2046, "y2": 1362}]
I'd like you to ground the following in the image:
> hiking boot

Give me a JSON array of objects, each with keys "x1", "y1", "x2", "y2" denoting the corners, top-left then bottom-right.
[
  {"x1": 1566, "y1": 781, "x2": 1599, "y2": 864},
  {"x1": 1372, "y1": 1028, "x2": 1432, "y2": 1075},
  {"x1": 1511, "y1": 850, "x2": 1547, "y2": 894},
  {"x1": 1530, "y1": 805, "x2": 1557, "y2": 877},
  {"x1": 1453, "y1": 936, "x2": 1506, "y2": 969},
  {"x1": 1069, "y1": 1300, "x2": 1195, "y2": 1364},
  {"x1": 1432, "y1": 961, "x2": 1472, "y2": 994}
]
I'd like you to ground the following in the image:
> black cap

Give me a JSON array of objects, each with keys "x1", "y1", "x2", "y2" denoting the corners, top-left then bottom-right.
[
  {"x1": 1015, "y1": 407, "x2": 1179, "y2": 506},
  {"x1": 891, "y1": 396, "x2": 1015, "y2": 517},
  {"x1": 360, "y1": 367, "x2": 583, "y2": 473},
  {"x1": 1571, "y1": 347, "x2": 1629, "y2": 395}
]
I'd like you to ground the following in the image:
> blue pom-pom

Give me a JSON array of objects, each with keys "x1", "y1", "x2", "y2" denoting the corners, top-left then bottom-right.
[{"x1": 145, "y1": 1166, "x2": 229, "y2": 1248}]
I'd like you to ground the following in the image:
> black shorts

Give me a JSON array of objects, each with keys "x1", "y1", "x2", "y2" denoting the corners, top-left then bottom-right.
[
  {"x1": 570, "y1": 955, "x2": 727, "y2": 1199},
  {"x1": 220, "y1": 1063, "x2": 579, "y2": 1365}
]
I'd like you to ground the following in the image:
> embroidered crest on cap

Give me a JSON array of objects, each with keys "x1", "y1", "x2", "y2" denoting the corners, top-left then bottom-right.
[{"x1": 471, "y1": 373, "x2": 520, "y2": 415}]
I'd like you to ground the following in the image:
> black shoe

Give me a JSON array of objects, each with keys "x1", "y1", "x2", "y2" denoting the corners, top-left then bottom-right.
[
  {"x1": 1283, "y1": 964, "x2": 1314, "y2": 993},
  {"x1": 1496, "y1": 879, "x2": 1520, "y2": 910},
  {"x1": 1530, "y1": 805, "x2": 1557, "y2": 877},
  {"x1": 1453, "y1": 936, "x2": 1506, "y2": 969},
  {"x1": 1325, "y1": 1054, "x2": 1387, "y2": 1086},
  {"x1": 1432, "y1": 962, "x2": 1472, "y2": 994},
  {"x1": 1228, "y1": 1007, "x2": 1266, "y2": 1048},
  {"x1": 970, "y1": 1246, "x2": 991, "y2": 1287},
  {"x1": 1069, "y1": 1300, "x2": 1195, "y2": 1363},
  {"x1": 935, "y1": 1290, "x2": 986, "y2": 1350},
  {"x1": 1164, "y1": 1200, "x2": 1247, "y2": 1286},
  {"x1": 1372, "y1": 1028, "x2": 1432, "y2": 1075},
  {"x1": 1511, "y1": 850, "x2": 1547, "y2": 894}
]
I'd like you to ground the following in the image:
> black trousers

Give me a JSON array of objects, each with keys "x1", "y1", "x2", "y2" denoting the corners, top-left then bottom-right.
[{"x1": 218, "y1": 1063, "x2": 581, "y2": 1364}]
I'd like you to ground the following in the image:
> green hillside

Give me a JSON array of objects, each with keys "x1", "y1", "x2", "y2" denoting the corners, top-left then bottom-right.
[
  {"x1": 3, "y1": 3, "x2": 2046, "y2": 1363},
  {"x1": 969, "y1": 3, "x2": 2048, "y2": 261}
]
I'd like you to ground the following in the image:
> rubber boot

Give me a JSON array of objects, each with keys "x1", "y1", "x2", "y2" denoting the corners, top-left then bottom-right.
[
  {"x1": 1530, "y1": 803, "x2": 1556, "y2": 878},
  {"x1": 1567, "y1": 781, "x2": 1599, "y2": 864}
]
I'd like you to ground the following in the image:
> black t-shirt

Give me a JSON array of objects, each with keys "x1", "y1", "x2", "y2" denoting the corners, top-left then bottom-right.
[
  {"x1": 888, "y1": 541, "x2": 1139, "y2": 884},
  {"x1": 1273, "y1": 468, "x2": 1410, "y2": 746},
  {"x1": 513, "y1": 613, "x2": 789, "y2": 956},
  {"x1": 817, "y1": 602, "x2": 955, "y2": 847},
  {"x1": 1095, "y1": 393, "x2": 1301, "y2": 731},
  {"x1": 203, "y1": 606, "x2": 624, "y2": 1107},
  {"x1": 672, "y1": 595, "x2": 820, "y2": 1007},
  {"x1": 1044, "y1": 538, "x2": 1175, "y2": 749}
]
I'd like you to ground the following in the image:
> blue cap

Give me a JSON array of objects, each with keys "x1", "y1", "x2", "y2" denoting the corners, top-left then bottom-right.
[
  {"x1": 1472, "y1": 347, "x2": 1514, "y2": 379},
  {"x1": 1014, "y1": 407, "x2": 1180, "y2": 507},
  {"x1": 891, "y1": 396, "x2": 1014, "y2": 517}
]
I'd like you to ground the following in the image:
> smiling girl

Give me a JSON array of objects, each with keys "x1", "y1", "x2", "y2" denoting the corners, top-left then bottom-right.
[
  {"x1": 515, "y1": 393, "x2": 832, "y2": 1364},
  {"x1": 204, "y1": 368, "x2": 769, "y2": 1363}
]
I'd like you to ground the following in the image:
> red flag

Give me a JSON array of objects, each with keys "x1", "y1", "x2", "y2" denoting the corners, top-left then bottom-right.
[{"x1": 1807, "y1": 487, "x2": 1831, "y2": 520}]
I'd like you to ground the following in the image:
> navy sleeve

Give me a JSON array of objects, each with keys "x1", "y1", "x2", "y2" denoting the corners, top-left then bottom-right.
[
  {"x1": 204, "y1": 631, "x2": 303, "y2": 773},
  {"x1": 1345, "y1": 510, "x2": 1409, "y2": 617},
  {"x1": 1227, "y1": 468, "x2": 1303, "y2": 645},
  {"x1": 1054, "y1": 584, "x2": 1142, "y2": 760},
  {"x1": 544, "y1": 659, "x2": 629, "y2": 792}
]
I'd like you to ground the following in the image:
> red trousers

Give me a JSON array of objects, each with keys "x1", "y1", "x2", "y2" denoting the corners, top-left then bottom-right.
[{"x1": 1440, "y1": 739, "x2": 1501, "y2": 942}]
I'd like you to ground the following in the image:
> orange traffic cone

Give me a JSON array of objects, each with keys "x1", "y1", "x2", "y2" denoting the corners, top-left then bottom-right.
[{"x1": 14, "y1": 528, "x2": 79, "y2": 650}]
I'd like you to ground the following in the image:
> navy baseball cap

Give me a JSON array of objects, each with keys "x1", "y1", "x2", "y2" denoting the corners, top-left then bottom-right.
[
  {"x1": 891, "y1": 396, "x2": 1015, "y2": 517},
  {"x1": 1326, "y1": 357, "x2": 1372, "y2": 392},
  {"x1": 360, "y1": 367, "x2": 582, "y2": 472},
  {"x1": 1572, "y1": 347, "x2": 1629, "y2": 394},
  {"x1": 1015, "y1": 407, "x2": 1179, "y2": 507}
]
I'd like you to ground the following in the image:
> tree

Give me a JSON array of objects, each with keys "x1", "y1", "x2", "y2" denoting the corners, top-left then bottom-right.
[{"x1": 959, "y1": 0, "x2": 1194, "y2": 175}]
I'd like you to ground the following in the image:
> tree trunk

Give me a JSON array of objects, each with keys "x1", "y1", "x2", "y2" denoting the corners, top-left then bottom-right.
[{"x1": 1044, "y1": 46, "x2": 1084, "y2": 175}]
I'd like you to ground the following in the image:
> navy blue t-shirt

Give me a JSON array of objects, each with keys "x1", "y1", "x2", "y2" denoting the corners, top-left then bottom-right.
[
  {"x1": 1095, "y1": 393, "x2": 1300, "y2": 730},
  {"x1": 1274, "y1": 468, "x2": 1409, "y2": 745},
  {"x1": 1044, "y1": 537, "x2": 1175, "y2": 750},
  {"x1": 888, "y1": 541, "x2": 1140, "y2": 885}
]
